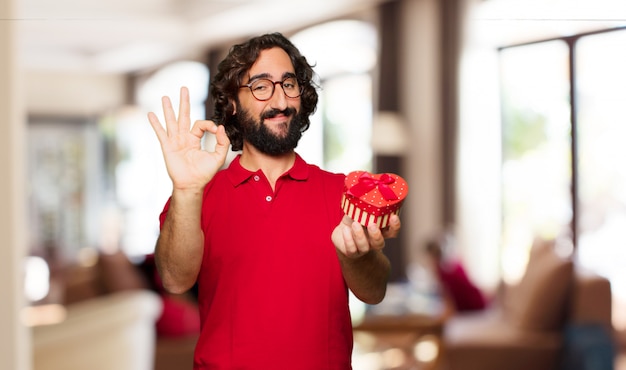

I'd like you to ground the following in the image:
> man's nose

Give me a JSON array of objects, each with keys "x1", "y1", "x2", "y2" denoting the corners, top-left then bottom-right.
[{"x1": 268, "y1": 83, "x2": 288, "y2": 110}]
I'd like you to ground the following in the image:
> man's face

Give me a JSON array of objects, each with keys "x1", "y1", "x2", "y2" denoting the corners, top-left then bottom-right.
[
  {"x1": 236, "y1": 102, "x2": 305, "y2": 156},
  {"x1": 236, "y1": 47, "x2": 304, "y2": 155}
]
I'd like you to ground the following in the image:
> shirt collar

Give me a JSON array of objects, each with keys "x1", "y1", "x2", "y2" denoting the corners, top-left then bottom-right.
[{"x1": 225, "y1": 153, "x2": 310, "y2": 187}]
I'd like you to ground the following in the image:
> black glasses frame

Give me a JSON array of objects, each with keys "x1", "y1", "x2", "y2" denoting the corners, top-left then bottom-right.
[{"x1": 239, "y1": 77, "x2": 302, "y2": 101}]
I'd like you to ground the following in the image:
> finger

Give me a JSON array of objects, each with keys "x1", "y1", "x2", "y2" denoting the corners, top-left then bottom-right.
[
  {"x1": 190, "y1": 120, "x2": 231, "y2": 162},
  {"x1": 147, "y1": 112, "x2": 167, "y2": 145},
  {"x1": 342, "y1": 225, "x2": 358, "y2": 256},
  {"x1": 162, "y1": 95, "x2": 178, "y2": 136},
  {"x1": 341, "y1": 215, "x2": 354, "y2": 227},
  {"x1": 381, "y1": 214, "x2": 401, "y2": 239},
  {"x1": 214, "y1": 125, "x2": 231, "y2": 158},
  {"x1": 366, "y1": 223, "x2": 385, "y2": 251},
  {"x1": 190, "y1": 119, "x2": 217, "y2": 139},
  {"x1": 178, "y1": 86, "x2": 191, "y2": 132},
  {"x1": 351, "y1": 221, "x2": 370, "y2": 254}
]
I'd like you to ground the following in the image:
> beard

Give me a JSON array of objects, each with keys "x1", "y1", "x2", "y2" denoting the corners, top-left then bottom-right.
[{"x1": 237, "y1": 105, "x2": 305, "y2": 156}]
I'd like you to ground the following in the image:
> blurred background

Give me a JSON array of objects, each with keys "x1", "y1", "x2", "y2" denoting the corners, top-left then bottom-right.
[{"x1": 2, "y1": 0, "x2": 626, "y2": 369}]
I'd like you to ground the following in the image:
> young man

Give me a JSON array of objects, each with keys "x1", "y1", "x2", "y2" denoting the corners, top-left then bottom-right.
[{"x1": 148, "y1": 32, "x2": 401, "y2": 369}]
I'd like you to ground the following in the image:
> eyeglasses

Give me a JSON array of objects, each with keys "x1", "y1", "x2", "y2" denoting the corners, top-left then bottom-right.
[{"x1": 239, "y1": 77, "x2": 302, "y2": 101}]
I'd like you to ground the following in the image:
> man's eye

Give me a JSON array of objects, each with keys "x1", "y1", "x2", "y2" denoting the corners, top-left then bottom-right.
[{"x1": 253, "y1": 84, "x2": 269, "y2": 91}]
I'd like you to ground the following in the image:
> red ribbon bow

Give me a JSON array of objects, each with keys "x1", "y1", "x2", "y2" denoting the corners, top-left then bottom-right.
[{"x1": 347, "y1": 172, "x2": 399, "y2": 201}]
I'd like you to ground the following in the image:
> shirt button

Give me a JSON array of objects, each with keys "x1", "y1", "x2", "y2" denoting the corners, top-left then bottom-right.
[
  {"x1": 253, "y1": 175, "x2": 260, "y2": 181},
  {"x1": 265, "y1": 195, "x2": 272, "y2": 202}
]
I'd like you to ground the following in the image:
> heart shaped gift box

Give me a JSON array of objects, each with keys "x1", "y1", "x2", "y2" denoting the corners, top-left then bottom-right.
[{"x1": 341, "y1": 171, "x2": 409, "y2": 228}]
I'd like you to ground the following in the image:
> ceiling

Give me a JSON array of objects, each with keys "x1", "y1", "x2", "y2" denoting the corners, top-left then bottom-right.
[
  {"x1": 473, "y1": 0, "x2": 626, "y2": 46},
  {"x1": 14, "y1": 0, "x2": 626, "y2": 75},
  {"x1": 14, "y1": 0, "x2": 387, "y2": 74}
]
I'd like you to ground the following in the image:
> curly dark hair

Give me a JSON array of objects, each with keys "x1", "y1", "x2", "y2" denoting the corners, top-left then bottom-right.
[{"x1": 210, "y1": 32, "x2": 319, "y2": 151}]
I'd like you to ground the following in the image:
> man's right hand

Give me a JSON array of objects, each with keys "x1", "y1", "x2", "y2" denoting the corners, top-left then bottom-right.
[{"x1": 147, "y1": 86, "x2": 231, "y2": 192}]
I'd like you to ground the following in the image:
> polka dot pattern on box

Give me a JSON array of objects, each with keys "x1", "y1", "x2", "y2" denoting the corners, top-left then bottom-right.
[{"x1": 341, "y1": 171, "x2": 408, "y2": 228}]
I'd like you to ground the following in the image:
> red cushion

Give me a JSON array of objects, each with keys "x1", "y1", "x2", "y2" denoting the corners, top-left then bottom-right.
[{"x1": 156, "y1": 295, "x2": 201, "y2": 337}]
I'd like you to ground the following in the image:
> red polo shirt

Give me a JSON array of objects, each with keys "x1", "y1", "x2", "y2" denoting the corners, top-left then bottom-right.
[{"x1": 159, "y1": 154, "x2": 352, "y2": 369}]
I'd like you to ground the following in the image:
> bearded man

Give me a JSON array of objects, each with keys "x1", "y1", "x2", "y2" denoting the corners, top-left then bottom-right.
[{"x1": 147, "y1": 32, "x2": 401, "y2": 370}]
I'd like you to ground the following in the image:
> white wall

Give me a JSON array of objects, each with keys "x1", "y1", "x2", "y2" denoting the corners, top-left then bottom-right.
[
  {"x1": 25, "y1": 70, "x2": 127, "y2": 116},
  {"x1": 0, "y1": 0, "x2": 31, "y2": 368}
]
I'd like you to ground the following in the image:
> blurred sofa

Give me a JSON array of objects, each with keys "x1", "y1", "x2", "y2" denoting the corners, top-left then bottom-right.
[
  {"x1": 35, "y1": 249, "x2": 199, "y2": 370},
  {"x1": 33, "y1": 290, "x2": 161, "y2": 370},
  {"x1": 441, "y1": 239, "x2": 614, "y2": 370}
]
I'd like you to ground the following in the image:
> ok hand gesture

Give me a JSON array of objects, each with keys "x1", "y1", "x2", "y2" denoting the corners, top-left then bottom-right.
[{"x1": 147, "y1": 86, "x2": 230, "y2": 192}]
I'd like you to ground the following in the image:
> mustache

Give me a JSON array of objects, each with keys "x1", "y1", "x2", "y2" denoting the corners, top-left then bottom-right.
[{"x1": 261, "y1": 107, "x2": 296, "y2": 120}]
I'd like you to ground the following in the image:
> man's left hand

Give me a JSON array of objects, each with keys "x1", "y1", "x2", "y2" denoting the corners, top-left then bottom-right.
[{"x1": 332, "y1": 214, "x2": 401, "y2": 259}]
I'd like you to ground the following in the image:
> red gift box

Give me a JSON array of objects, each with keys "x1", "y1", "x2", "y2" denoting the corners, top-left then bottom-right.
[{"x1": 341, "y1": 171, "x2": 409, "y2": 228}]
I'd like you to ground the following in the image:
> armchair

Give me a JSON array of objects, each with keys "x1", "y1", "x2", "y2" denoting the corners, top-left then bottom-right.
[{"x1": 440, "y1": 239, "x2": 614, "y2": 370}]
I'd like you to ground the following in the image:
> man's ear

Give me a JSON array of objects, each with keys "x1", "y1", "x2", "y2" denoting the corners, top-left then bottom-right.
[{"x1": 230, "y1": 99, "x2": 237, "y2": 115}]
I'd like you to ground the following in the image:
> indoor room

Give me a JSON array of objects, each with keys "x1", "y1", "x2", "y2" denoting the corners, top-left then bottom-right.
[{"x1": 2, "y1": 0, "x2": 626, "y2": 369}]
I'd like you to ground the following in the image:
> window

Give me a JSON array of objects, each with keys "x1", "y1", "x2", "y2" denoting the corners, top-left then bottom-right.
[
  {"x1": 499, "y1": 27, "x2": 626, "y2": 327},
  {"x1": 499, "y1": 40, "x2": 572, "y2": 282},
  {"x1": 575, "y1": 30, "x2": 626, "y2": 325}
]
